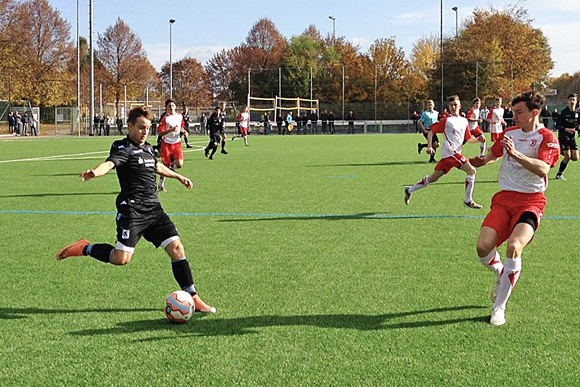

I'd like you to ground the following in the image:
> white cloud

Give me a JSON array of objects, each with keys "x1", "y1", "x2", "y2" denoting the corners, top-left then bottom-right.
[
  {"x1": 349, "y1": 37, "x2": 370, "y2": 50},
  {"x1": 144, "y1": 43, "x2": 229, "y2": 71}
]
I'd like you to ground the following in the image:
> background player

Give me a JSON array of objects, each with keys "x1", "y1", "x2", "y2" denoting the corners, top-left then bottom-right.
[
  {"x1": 405, "y1": 95, "x2": 482, "y2": 209},
  {"x1": 205, "y1": 106, "x2": 224, "y2": 160},
  {"x1": 218, "y1": 101, "x2": 228, "y2": 154},
  {"x1": 554, "y1": 93, "x2": 579, "y2": 180},
  {"x1": 470, "y1": 92, "x2": 559, "y2": 326},
  {"x1": 417, "y1": 99, "x2": 439, "y2": 163},
  {"x1": 156, "y1": 99, "x2": 187, "y2": 192},
  {"x1": 238, "y1": 105, "x2": 250, "y2": 146},
  {"x1": 467, "y1": 97, "x2": 487, "y2": 157},
  {"x1": 56, "y1": 105, "x2": 216, "y2": 314},
  {"x1": 487, "y1": 97, "x2": 507, "y2": 142}
]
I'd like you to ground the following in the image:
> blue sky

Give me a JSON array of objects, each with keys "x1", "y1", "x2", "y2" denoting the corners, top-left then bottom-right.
[{"x1": 51, "y1": 0, "x2": 578, "y2": 77}]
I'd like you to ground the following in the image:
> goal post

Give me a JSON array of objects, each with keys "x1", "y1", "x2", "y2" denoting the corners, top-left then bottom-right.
[{"x1": 274, "y1": 96, "x2": 319, "y2": 119}]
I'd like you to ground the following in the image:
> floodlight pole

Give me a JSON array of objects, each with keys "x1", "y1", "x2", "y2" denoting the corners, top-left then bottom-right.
[
  {"x1": 89, "y1": 0, "x2": 94, "y2": 136},
  {"x1": 452, "y1": 7, "x2": 458, "y2": 37},
  {"x1": 440, "y1": 0, "x2": 444, "y2": 111},
  {"x1": 328, "y1": 16, "x2": 335, "y2": 46},
  {"x1": 169, "y1": 19, "x2": 175, "y2": 98},
  {"x1": 77, "y1": 0, "x2": 80, "y2": 135}
]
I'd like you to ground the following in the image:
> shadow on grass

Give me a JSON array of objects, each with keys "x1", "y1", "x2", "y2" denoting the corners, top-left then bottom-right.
[
  {"x1": 0, "y1": 192, "x2": 117, "y2": 198},
  {"x1": 68, "y1": 305, "x2": 488, "y2": 340},
  {"x1": 0, "y1": 307, "x2": 159, "y2": 320},
  {"x1": 218, "y1": 212, "x2": 393, "y2": 223}
]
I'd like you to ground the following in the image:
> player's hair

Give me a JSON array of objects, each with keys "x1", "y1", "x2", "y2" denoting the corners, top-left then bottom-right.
[
  {"x1": 473, "y1": 97, "x2": 481, "y2": 104},
  {"x1": 127, "y1": 105, "x2": 153, "y2": 124},
  {"x1": 511, "y1": 92, "x2": 544, "y2": 111},
  {"x1": 426, "y1": 99, "x2": 434, "y2": 105},
  {"x1": 495, "y1": 97, "x2": 502, "y2": 102},
  {"x1": 165, "y1": 98, "x2": 176, "y2": 107},
  {"x1": 446, "y1": 95, "x2": 460, "y2": 103},
  {"x1": 567, "y1": 93, "x2": 578, "y2": 99}
]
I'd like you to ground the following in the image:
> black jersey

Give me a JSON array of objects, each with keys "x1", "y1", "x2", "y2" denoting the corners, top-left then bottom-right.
[
  {"x1": 556, "y1": 107, "x2": 579, "y2": 132},
  {"x1": 207, "y1": 112, "x2": 224, "y2": 134},
  {"x1": 106, "y1": 136, "x2": 159, "y2": 206}
]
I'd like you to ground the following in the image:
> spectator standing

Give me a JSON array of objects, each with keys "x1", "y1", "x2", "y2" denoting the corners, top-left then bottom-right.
[
  {"x1": 540, "y1": 105, "x2": 551, "y2": 128},
  {"x1": 14, "y1": 111, "x2": 22, "y2": 135},
  {"x1": 30, "y1": 114, "x2": 38, "y2": 136},
  {"x1": 7, "y1": 111, "x2": 14, "y2": 134},
  {"x1": 321, "y1": 109, "x2": 328, "y2": 134},
  {"x1": 480, "y1": 105, "x2": 490, "y2": 132},
  {"x1": 199, "y1": 113, "x2": 207, "y2": 134},
  {"x1": 262, "y1": 112, "x2": 270, "y2": 135},
  {"x1": 116, "y1": 116, "x2": 124, "y2": 135},
  {"x1": 328, "y1": 111, "x2": 336, "y2": 134},
  {"x1": 347, "y1": 110, "x2": 355, "y2": 134},
  {"x1": 276, "y1": 113, "x2": 283, "y2": 135},
  {"x1": 22, "y1": 112, "x2": 29, "y2": 136},
  {"x1": 503, "y1": 105, "x2": 514, "y2": 129},
  {"x1": 310, "y1": 109, "x2": 318, "y2": 134},
  {"x1": 412, "y1": 110, "x2": 420, "y2": 133}
]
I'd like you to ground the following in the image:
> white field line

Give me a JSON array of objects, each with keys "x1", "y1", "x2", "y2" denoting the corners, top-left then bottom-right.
[{"x1": 0, "y1": 144, "x2": 206, "y2": 164}]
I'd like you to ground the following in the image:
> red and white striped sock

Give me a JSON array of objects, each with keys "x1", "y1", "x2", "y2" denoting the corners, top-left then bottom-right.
[
  {"x1": 408, "y1": 175, "x2": 430, "y2": 194},
  {"x1": 478, "y1": 249, "x2": 503, "y2": 279},
  {"x1": 465, "y1": 174, "x2": 475, "y2": 203},
  {"x1": 493, "y1": 257, "x2": 521, "y2": 310}
]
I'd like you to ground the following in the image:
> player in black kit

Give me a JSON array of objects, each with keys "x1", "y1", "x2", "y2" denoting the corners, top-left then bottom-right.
[
  {"x1": 56, "y1": 105, "x2": 216, "y2": 313},
  {"x1": 555, "y1": 93, "x2": 579, "y2": 180},
  {"x1": 204, "y1": 106, "x2": 224, "y2": 160}
]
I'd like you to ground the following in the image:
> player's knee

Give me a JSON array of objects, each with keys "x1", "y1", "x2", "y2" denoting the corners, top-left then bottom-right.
[
  {"x1": 110, "y1": 250, "x2": 132, "y2": 265},
  {"x1": 165, "y1": 239, "x2": 185, "y2": 258},
  {"x1": 505, "y1": 240, "x2": 525, "y2": 258},
  {"x1": 476, "y1": 240, "x2": 494, "y2": 257}
]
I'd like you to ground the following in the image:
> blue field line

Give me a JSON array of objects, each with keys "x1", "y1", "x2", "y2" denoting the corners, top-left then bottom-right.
[{"x1": 1, "y1": 209, "x2": 580, "y2": 220}]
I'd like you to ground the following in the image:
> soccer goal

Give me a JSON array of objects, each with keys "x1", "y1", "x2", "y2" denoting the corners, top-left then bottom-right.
[{"x1": 275, "y1": 96, "x2": 319, "y2": 119}]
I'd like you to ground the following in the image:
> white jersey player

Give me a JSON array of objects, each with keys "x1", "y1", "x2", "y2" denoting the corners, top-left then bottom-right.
[
  {"x1": 405, "y1": 95, "x2": 483, "y2": 209},
  {"x1": 487, "y1": 97, "x2": 507, "y2": 142},
  {"x1": 470, "y1": 92, "x2": 559, "y2": 326}
]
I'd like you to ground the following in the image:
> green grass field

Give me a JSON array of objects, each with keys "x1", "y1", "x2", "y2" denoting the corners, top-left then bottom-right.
[{"x1": 1, "y1": 133, "x2": 579, "y2": 386}]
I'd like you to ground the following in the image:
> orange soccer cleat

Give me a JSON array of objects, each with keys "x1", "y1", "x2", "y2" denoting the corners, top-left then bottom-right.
[
  {"x1": 192, "y1": 294, "x2": 216, "y2": 314},
  {"x1": 57, "y1": 239, "x2": 90, "y2": 261}
]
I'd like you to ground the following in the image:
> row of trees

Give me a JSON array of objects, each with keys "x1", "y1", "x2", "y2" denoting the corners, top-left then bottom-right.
[{"x1": 0, "y1": 0, "x2": 574, "y2": 120}]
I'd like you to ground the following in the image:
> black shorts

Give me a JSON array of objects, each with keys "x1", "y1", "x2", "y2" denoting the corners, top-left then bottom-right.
[
  {"x1": 558, "y1": 132, "x2": 578, "y2": 152},
  {"x1": 422, "y1": 131, "x2": 439, "y2": 144},
  {"x1": 210, "y1": 132, "x2": 221, "y2": 143},
  {"x1": 115, "y1": 202, "x2": 178, "y2": 249}
]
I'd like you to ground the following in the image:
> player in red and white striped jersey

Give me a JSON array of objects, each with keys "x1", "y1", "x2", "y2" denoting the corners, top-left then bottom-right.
[
  {"x1": 404, "y1": 95, "x2": 483, "y2": 209},
  {"x1": 470, "y1": 92, "x2": 560, "y2": 326},
  {"x1": 467, "y1": 97, "x2": 487, "y2": 157}
]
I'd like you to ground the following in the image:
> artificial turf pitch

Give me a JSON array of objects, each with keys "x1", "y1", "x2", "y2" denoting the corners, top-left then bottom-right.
[{"x1": 0, "y1": 133, "x2": 578, "y2": 385}]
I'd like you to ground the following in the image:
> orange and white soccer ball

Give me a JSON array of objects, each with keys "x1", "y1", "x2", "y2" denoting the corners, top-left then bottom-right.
[{"x1": 164, "y1": 290, "x2": 194, "y2": 323}]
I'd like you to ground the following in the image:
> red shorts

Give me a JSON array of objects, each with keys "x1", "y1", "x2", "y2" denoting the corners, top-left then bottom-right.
[
  {"x1": 470, "y1": 126, "x2": 483, "y2": 138},
  {"x1": 434, "y1": 153, "x2": 467, "y2": 174},
  {"x1": 160, "y1": 141, "x2": 183, "y2": 166},
  {"x1": 491, "y1": 132, "x2": 502, "y2": 142},
  {"x1": 482, "y1": 190, "x2": 546, "y2": 247},
  {"x1": 240, "y1": 127, "x2": 248, "y2": 136}
]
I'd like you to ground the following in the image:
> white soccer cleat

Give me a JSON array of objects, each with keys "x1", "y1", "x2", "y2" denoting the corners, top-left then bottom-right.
[
  {"x1": 490, "y1": 307, "x2": 506, "y2": 326},
  {"x1": 404, "y1": 186, "x2": 412, "y2": 205}
]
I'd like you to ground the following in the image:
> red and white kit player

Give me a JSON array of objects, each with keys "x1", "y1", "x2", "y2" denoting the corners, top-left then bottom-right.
[
  {"x1": 405, "y1": 95, "x2": 483, "y2": 209},
  {"x1": 467, "y1": 97, "x2": 487, "y2": 157},
  {"x1": 487, "y1": 97, "x2": 507, "y2": 142},
  {"x1": 470, "y1": 92, "x2": 560, "y2": 326},
  {"x1": 156, "y1": 99, "x2": 187, "y2": 192}
]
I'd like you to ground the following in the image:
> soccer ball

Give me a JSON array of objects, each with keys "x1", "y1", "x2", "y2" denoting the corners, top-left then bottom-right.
[{"x1": 164, "y1": 290, "x2": 194, "y2": 323}]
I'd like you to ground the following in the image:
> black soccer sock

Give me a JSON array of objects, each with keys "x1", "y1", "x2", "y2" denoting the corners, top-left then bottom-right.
[
  {"x1": 171, "y1": 259, "x2": 197, "y2": 295},
  {"x1": 84, "y1": 243, "x2": 114, "y2": 263},
  {"x1": 210, "y1": 147, "x2": 217, "y2": 157},
  {"x1": 221, "y1": 140, "x2": 226, "y2": 150},
  {"x1": 558, "y1": 161, "x2": 568, "y2": 175}
]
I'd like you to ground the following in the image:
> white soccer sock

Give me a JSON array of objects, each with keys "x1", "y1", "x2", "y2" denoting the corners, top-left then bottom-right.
[
  {"x1": 480, "y1": 141, "x2": 486, "y2": 157},
  {"x1": 478, "y1": 249, "x2": 503, "y2": 279},
  {"x1": 408, "y1": 175, "x2": 430, "y2": 194},
  {"x1": 493, "y1": 257, "x2": 521, "y2": 310},
  {"x1": 465, "y1": 174, "x2": 475, "y2": 203}
]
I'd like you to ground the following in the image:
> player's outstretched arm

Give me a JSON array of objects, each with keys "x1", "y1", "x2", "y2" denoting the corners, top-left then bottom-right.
[
  {"x1": 469, "y1": 152, "x2": 498, "y2": 168},
  {"x1": 81, "y1": 161, "x2": 115, "y2": 181},
  {"x1": 156, "y1": 163, "x2": 193, "y2": 189}
]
